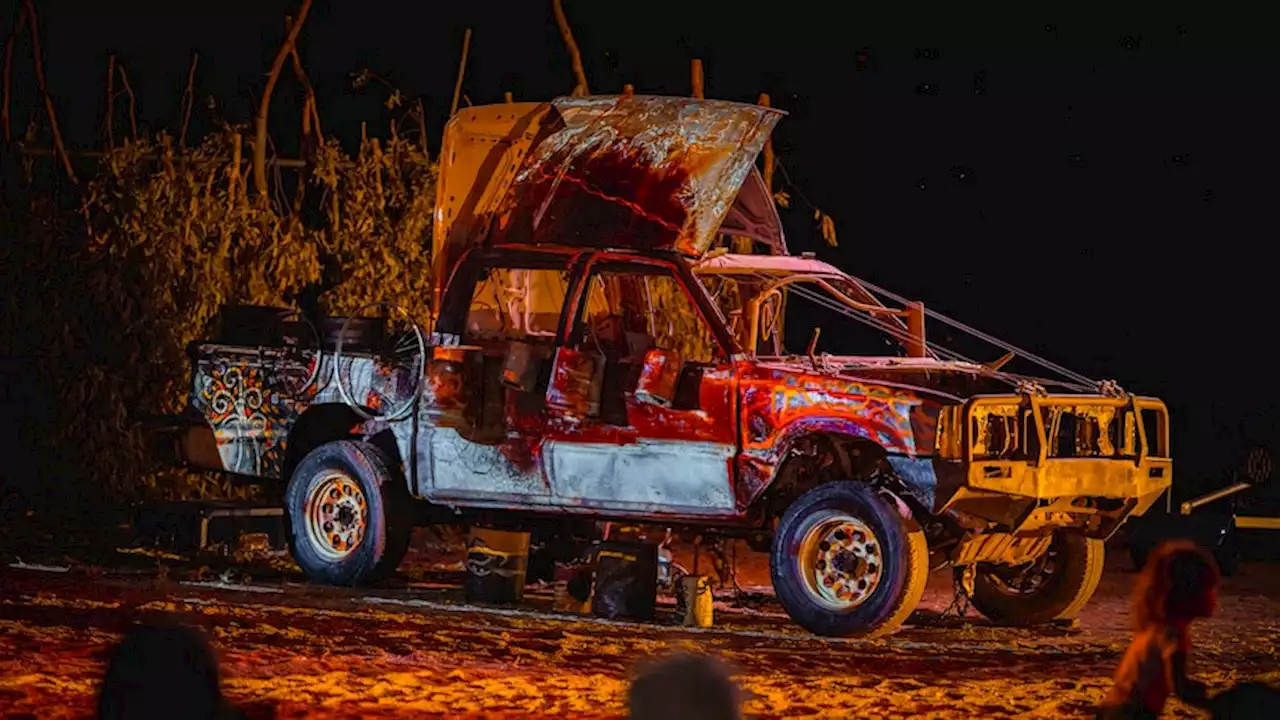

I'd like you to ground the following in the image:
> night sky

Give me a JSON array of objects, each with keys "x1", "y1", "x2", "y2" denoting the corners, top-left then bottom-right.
[{"x1": 19, "y1": 2, "x2": 1279, "y2": 486}]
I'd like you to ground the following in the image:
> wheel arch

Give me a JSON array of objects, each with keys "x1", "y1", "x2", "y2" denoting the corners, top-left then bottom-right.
[
  {"x1": 281, "y1": 403, "x2": 365, "y2": 483},
  {"x1": 752, "y1": 427, "x2": 925, "y2": 535}
]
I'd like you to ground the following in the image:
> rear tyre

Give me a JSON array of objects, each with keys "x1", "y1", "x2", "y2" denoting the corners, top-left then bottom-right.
[
  {"x1": 285, "y1": 440, "x2": 412, "y2": 586},
  {"x1": 770, "y1": 482, "x2": 929, "y2": 638},
  {"x1": 969, "y1": 531, "x2": 1104, "y2": 626}
]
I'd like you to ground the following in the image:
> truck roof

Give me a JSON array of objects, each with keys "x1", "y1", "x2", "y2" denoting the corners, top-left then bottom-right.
[{"x1": 693, "y1": 252, "x2": 845, "y2": 277}]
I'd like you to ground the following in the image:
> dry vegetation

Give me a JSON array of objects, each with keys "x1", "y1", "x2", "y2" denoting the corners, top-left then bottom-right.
[
  {"x1": 1, "y1": 1, "x2": 437, "y2": 507},
  {"x1": 0, "y1": 0, "x2": 822, "y2": 513}
]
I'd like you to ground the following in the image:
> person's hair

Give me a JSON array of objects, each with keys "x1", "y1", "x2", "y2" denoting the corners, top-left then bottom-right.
[
  {"x1": 97, "y1": 615, "x2": 226, "y2": 720},
  {"x1": 628, "y1": 653, "x2": 742, "y2": 720},
  {"x1": 1133, "y1": 540, "x2": 1220, "y2": 629}
]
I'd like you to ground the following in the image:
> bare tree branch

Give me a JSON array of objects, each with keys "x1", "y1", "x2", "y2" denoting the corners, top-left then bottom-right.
[
  {"x1": 448, "y1": 27, "x2": 471, "y2": 116},
  {"x1": 179, "y1": 51, "x2": 198, "y2": 147},
  {"x1": 104, "y1": 54, "x2": 115, "y2": 150},
  {"x1": 21, "y1": 0, "x2": 74, "y2": 182},
  {"x1": 2, "y1": 5, "x2": 28, "y2": 143},
  {"x1": 416, "y1": 98, "x2": 428, "y2": 161},
  {"x1": 552, "y1": 0, "x2": 589, "y2": 96},
  {"x1": 117, "y1": 63, "x2": 137, "y2": 140},
  {"x1": 285, "y1": 14, "x2": 322, "y2": 140},
  {"x1": 253, "y1": 0, "x2": 314, "y2": 200}
]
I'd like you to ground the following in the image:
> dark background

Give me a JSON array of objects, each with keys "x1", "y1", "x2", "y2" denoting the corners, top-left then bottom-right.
[{"x1": 17, "y1": 1, "x2": 1278, "y2": 491}]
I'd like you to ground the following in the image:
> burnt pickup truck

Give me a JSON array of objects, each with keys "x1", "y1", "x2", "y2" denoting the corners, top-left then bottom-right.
[{"x1": 168, "y1": 95, "x2": 1171, "y2": 637}]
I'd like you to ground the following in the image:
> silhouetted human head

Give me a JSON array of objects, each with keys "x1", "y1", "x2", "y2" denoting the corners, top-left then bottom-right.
[
  {"x1": 628, "y1": 653, "x2": 742, "y2": 720},
  {"x1": 97, "y1": 616, "x2": 228, "y2": 720},
  {"x1": 1134, "y1": 540, "x2": 1220, "y2": 629}
]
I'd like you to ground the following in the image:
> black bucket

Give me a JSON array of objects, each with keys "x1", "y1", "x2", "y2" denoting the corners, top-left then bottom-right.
[
  {"x1": 592, "y1": 540, "x2": 658, "y2": 621},
  {"x1": 463, "y1": 528, "x2": 530, "y2": 605}
]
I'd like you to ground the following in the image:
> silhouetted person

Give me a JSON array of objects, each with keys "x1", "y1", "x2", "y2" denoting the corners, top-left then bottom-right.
[
  {"x1": 628, "y1": 653, "x2": 742, "y2": 720},
  {"x1": 1097, "y1": 540, "x2": 1219, "y2": 719},
  {"x1": 97, "y1": 616, "x2": 244, "y2": 720},
  {"x1": 1210, "y1": 681, "x2": 1280, "y2": 719}
]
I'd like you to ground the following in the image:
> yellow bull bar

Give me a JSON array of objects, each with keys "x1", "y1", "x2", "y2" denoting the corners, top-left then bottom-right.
[{"x1": 958, "y1": 394, "x2": 1172, "y2": 511}]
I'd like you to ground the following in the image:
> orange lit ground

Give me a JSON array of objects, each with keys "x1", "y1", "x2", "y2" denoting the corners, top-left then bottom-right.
[{"x1": 1, "y1": 535, "x2": 1277, "y2": 719}]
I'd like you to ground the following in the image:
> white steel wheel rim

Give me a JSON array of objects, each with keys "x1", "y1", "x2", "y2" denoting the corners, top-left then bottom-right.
[
  {"x1": 796, "y1": 510, "x2": 884, "y2": 612},
  {"x1": 305, "y1": 472, "x2": 369, "y2": 561}
]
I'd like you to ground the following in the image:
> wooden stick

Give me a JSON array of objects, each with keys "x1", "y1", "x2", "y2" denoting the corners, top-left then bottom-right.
[
  {"x1": 691, "y1": 59, "x2": 704, "y2": 99},
  {"x1": 416, "y1": 98, "x2": 428, "y2": 162},
  {"x1": 552, "y1": 0, "x2": 588, "y2": 96},
  {"x1": 758, "y1": 92, "x2": 774, "y2": 193},
  {"x1": 253, "y1": 0, "x2": 314, "y2": 200},
  {"x1": 179, "y1": 51, "x2": 199, "y2": 147},
  {"x1": 301, "y1": 95, "x2": 312, "y2": 138},
  {"x1": 2, "y1": 5, "x2": 27, "y2": 143},
  {"x1": 105, "y1": 54, "x2": 115, "y2": 150},
  {"x1": 292, "y1": 97, "x2": 311, "y2": 219},
  {"x1": 21, "y1": 0, "x2": 74, "y2": 183},
  {"x1": 449, "y1": 27, "x2": 471, "y2": 116},
  {"x1": 228, "y1": 133, "x2": 241, "y2": 212},
  {"x1": 117, "y1": 63, "x2": 137, "y2": 140}
]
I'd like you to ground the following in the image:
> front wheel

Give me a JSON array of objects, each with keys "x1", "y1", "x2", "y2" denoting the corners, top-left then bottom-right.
[
  {"x1": 770, "y1": 482, "x2": 930, "y2": 638},
  {"x1": 969, "y1": 531, "x2": 1104, "y2": 626},
  {"x1": 284, "y1": 440, "x2": 412, "y2": 586}
]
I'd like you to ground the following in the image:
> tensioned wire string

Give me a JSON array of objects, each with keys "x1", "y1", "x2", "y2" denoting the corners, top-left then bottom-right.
[{"x1": 741, "y1": 271, "x2": 1095, "y2": 392}]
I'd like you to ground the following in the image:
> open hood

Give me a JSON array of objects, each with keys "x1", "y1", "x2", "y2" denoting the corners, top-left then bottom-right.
[{"x1": 433, "y1": 95, "x2": 783, "y2": 295}]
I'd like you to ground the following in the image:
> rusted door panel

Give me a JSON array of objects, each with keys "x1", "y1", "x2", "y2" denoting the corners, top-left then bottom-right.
[
  {"x1": 542, "y1": 439, "x2": 736, "y2": 515},
  {"x1": 539, "y1": 259, "x2": 739, "y2": 517},
  {"x1": 427, "y1": 427, "x2": 549, "y2": 497}
]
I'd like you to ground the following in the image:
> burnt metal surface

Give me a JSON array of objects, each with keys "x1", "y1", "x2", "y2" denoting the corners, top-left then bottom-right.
[
  {"x1": 179, "y1": 239, "x2": 1170, "y2": 540},
  {"x1": 489, "y1": 96, "x2": 782, "y2": 257},
  {"x1": 734, "y1": 359, "x2": 953, "y2": 510},
  {"x1": 188, "y1": 344, "x2": 420, "y2": 479}
]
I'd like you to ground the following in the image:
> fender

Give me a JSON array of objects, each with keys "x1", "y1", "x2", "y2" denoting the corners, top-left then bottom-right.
[{"x1": 737, "y1": 415, "x2": 913, "y2": 513}]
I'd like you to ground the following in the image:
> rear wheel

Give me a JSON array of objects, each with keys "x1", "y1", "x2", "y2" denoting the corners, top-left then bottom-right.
[
  {"x1": 285, "y1": 440, "x2": 412, "y2": 586},
  {"x1": 969, "y1": 531, "x2": 1104, "y2": 626},
  {"x1": 770, "y1": 482, "x2": 929, "y2": 638}
]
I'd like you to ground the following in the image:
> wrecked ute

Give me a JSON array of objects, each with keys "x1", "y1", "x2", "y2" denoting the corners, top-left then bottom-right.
[{"x1": 162, "y1": 95, "x2": 1172, "y2": 638}]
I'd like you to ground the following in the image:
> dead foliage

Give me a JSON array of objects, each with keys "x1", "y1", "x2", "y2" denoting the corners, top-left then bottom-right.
[{"x1": 2, "y1": 98, "x2": 435, "y2": 508}]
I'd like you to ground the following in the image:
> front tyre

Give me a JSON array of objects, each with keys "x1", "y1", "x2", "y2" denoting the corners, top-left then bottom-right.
[
  {"x1": 770, "y1": 482, "x2": 929, "y2": 638},
  {"x1": 969, "y1": 531, "x2": 1104, "y2": 626},
  {"x1": 285, "y1": 440, "x2": 412, "y2": 586}
]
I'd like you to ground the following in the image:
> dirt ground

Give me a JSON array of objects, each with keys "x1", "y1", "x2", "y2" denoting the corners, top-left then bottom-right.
[{"x1": 1, "y1": 534, "x2": 1278, "y2": 719}]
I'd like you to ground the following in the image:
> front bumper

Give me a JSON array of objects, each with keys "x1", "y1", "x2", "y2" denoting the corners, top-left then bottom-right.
[{"x1": 936, "y1": 393, "x2": 1173, "y2": 538}]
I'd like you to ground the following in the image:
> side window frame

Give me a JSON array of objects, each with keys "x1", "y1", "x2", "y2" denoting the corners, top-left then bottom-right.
[
  {"x1": 433, "y1": 248, "x2": 582, "y2": 344},
  {"x1": 566, "y1": 258, "x2": 731, "y2": 364}
]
